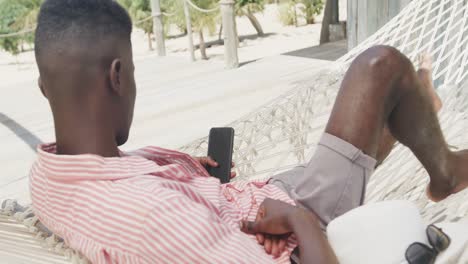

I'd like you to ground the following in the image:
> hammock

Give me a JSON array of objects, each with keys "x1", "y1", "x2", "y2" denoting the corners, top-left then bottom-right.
[
  {"x1": 182, "y1": 0, "x2": 468, "y2": 224},
  {"x1": 2, "y1": 0, "x2": 468, "y2": 262}
]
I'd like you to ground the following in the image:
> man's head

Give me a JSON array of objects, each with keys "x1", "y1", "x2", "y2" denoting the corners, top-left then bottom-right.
[{"x1": 35, "y1": 0, "x2": 135, "y2": 148}]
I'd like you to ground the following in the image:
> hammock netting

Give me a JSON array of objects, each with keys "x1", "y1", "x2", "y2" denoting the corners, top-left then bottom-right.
[
  {"x1": 181, "y1": 0, "x2": 468, "y2": 224},
  {"x1": 1, "y1": 0, "x2": 468, "y2": 262}
]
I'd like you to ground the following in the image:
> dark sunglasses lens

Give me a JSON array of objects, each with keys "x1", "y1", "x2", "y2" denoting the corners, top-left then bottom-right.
[
  {"x1": 406, "y1": 243, "x2": 437, "y2": 264},
  {"x1": 427, "y1": 225, "x2": 451, "y2": 252}
]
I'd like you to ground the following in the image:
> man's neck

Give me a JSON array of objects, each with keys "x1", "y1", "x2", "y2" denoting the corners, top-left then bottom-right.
[{"x1": 54, "y1": 116, "x2": 120, "y2": 158}]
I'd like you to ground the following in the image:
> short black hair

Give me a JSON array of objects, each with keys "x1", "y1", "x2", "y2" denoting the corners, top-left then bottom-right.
[{"x1": 35, "y1": 0, "x2": 132, "y2": 60}]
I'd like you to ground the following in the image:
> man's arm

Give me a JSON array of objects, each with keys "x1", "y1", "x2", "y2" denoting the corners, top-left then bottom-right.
[
  {"x1": 289, "y1": 209, "x2": 338, "y2": 264},
  {"x1": 241, "y1": 198, "x2": 338, "y2": 264}
]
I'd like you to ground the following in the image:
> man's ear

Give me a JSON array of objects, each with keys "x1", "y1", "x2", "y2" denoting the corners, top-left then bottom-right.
[
  {"x1": 38, "y1": 76, "x2": 47, "y2": 98},
  {"x1": 109, "y1": 59, "x2": 123, "y2": 96}
]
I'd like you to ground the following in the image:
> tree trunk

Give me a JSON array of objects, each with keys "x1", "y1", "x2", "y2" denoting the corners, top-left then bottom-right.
[
  {"x1": 293, "y1": 3, "x2": 298, "y2": 27},
  {"x1": 245, "y1": 11, "x2": 264, "y2": 36},
  {"x1": 218, "y1": 24, "x2": 223, "y2": 41},
  {"x1": 148, "y1": 32, "x2": 154, "y2": 50},
  {"x1": 320, "y1": 0, "x2": 333, "y2": 44},
  {"x1": 199, "y1": 30, "x2": 208, "y2": 60},
  {"x1": 331, "y1": 0, "x2": 339, "y2": 24},
  {"x1": 234, "y1": 19, "x2": 240, "y2": 48}
]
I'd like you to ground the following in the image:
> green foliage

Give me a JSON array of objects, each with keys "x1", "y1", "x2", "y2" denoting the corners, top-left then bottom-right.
[
  {"x1": 301, "y1": 0, "x2": 323, "y2": 24},
  {"x1": 118, "y1": 0, "x2": 153, "y2": 34},
  {"x1": 278, "y1": 0, "x2": 323, "y2": 26},
  {"x1": 0, "y1": 0, "x2": 42, "y2": 55},
  {"x1": 0, "y1": 37, "x2": 20, "y2": 55},
  {"x1": 236, "y1": 0, "x2": 265, "y2": 15},
  {"x1": 165, "y1": 0, "x2": 218, "y2": 34},
  {"x1": 278, "y1": 2, "x2": 296, "y2": 26},
  {"x1": 161, "y1": 0, "x2": 219, "y2": 37},
  {"x1": 190, "y1": 0, "x2": 219, "y2": 35},
  {"x1": 161, "y1": 0, "x2": 187, "y2": 35},
  {"x1": 236, "y1": 0, "x2": 265, "y2": 36}
]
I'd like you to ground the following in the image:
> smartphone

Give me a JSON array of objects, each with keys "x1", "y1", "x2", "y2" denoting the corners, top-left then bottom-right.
[{"x1": 206, "y1": 127, "x2": 235, "y2": 184}]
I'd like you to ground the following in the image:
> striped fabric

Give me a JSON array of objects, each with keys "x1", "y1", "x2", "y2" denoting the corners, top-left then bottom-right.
[{"x1": 30, "y1": 143, "x2": 297, "y2": 264}]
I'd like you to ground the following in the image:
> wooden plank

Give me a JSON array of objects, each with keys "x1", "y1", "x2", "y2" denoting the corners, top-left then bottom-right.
[
  {"x1": 350, "y1": 0, "x2": 410, "y2": 47},
  {"x1": 356, "y1": 0, "x2": 368, "y2": 45},
  {"x1": 400, "y1": 0, "x2": 412, "y2": 8},
  {"x1": 366, "y1": 0, "x2": 378, "y2": 37},
  {"x1": 283, "y1": 40, "x2": 348, "y2": 61},
  {"x1": 389, "y1": 0, "x2": 401, "y2": 18},
  {"x1": 377, "y1": 0, "x2": 390, "y2": 31},
  {"x1": 347, "y1": 0, "x2": 358, "y2": 49}
]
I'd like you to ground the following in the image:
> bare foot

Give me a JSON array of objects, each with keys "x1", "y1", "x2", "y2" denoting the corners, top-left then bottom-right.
[
  {"x1": 418, "y1": 52, "x2": 466, "y2": 202},
  {"x1": 428, "y1": 150, "x2": 468, "y2": 202},
  {"x1": 417, "y1": 52, "x2": 442, "y2": 112}
]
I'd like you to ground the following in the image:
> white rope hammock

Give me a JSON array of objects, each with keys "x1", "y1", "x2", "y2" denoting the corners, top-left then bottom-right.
[
  {"x1": 180, "y1": 0, "x2": 468, "y2": 223},
  {"x1": 1, "y1": 0, "x2": 468, "y2": 263}
]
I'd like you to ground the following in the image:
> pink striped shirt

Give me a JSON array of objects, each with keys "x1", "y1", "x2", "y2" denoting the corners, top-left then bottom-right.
[{"x1": 30, "y1": 143, "x2": 297, "y2": 263}]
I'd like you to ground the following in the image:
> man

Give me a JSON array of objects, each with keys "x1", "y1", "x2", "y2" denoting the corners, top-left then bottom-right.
[{"x1": 30, "y1": 0, "x2": 468, "y2": 263}]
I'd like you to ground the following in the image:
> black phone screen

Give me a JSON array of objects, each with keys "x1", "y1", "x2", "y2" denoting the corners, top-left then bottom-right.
[{"x1": 206, "y1": 127, "x2": 234, "y2": 184}]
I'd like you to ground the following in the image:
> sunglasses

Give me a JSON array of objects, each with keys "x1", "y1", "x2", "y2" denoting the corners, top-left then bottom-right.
[{"x1": 405, "y1": 225, "x2": 451, "y2": 264}]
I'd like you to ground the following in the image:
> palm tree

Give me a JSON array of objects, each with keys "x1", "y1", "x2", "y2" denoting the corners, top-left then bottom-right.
[
  {"x1": 236, "y1": 0, "x2": 265, "y2": 37},
  {"x1": 190, "y1": 0, "x2": 218, "y2": 60}
]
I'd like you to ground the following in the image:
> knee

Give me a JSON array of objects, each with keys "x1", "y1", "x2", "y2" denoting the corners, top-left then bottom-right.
[{"x1": 355, "y1": 45, "x2": 407, "y2": 72}]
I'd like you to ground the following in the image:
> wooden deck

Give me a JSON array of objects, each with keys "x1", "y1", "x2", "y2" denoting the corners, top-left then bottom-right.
[
  {"x1": 0, "y1": 54, "x2": 334, "y2": 204},
  {"x1": 283, "y1": 40, "x2": 348, "y2": 61}
]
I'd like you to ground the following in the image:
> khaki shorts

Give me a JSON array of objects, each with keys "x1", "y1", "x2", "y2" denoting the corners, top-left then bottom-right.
[{"x1": 269, "y1": 133, "x2": 376, "y2": 227}]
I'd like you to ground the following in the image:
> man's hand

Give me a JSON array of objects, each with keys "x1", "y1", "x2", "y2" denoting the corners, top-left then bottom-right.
[
  {"x1": 241, "y1": 199, "x2": 337, "y2": 264},
  {"x1": 240, "y1": 198, "x2": 306, "y2": 258},
  {"x1": 194, "y1": 156, "x2": 237, "y2": 179}
]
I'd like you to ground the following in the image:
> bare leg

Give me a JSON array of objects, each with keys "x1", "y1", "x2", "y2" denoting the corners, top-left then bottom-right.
[
  {"x1": 326, "y1": 46, "x2": 468, "y2": 201},
  {"x1": 375, "y1": 52, "x2": 442, "y2": 166},
  {"x1": 417, "y1": 52, "x2": 442, "y2": 112}
]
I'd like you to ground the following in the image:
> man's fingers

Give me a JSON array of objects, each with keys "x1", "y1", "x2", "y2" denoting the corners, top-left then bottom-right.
[
  {"x1": 264, "y1": 236, "x2": 272, "y2": 254},
  {"x1": 278, "y1": 238, "x2": 287, "y2": 255},
  {"x1": 256, "y1": 233, "x2": 265, "y2": 244},
  {"x1": 197, "y1": 157, "x2": 234, "y2": 169},
  {"x1": 271, "y1": 237, "x2": 280, "y2": 257},
  {"x1": 230, "y1": 171, "x2": 237, "y2": 178},
  {"x1": 241, "y1": 221, "x2": 273, "y2": 254},
  {"x1": 206, "y1": 157, "x2": 218, "y2": 167},
  {"x1": 254, "y1": 206, "x2": 264, "y2": 243},
  {"x1": 271, "y1": 237, "x2": 288, "y2": 257},
  {"x1": 240, "y1": 220, "x2": 259, "y2": 234},
  {"x1": 198, "y1": 157, "x2": 218, "y2": 167},
  {"x1": 241, "y1": 221, "x2": 266, "y2": 244}
]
